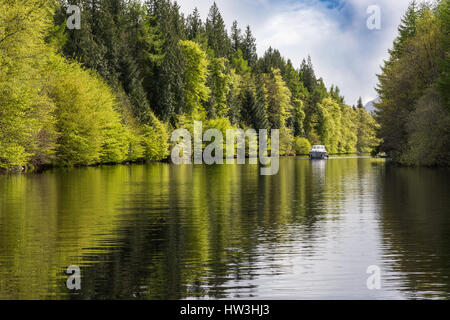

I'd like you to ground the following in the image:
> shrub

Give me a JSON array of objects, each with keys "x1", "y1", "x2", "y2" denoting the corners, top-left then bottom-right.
[
  {"x1": 141, "y1": 113, "x2": 170, "y2": 161},
  {"x1": 294, "y1": 137, "x2": 312, "y2": 155}
]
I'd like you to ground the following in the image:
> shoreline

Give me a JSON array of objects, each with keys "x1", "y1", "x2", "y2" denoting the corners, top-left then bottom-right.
[{"x1": 1, "y1": 154, "x2": 386, "y2": 176}]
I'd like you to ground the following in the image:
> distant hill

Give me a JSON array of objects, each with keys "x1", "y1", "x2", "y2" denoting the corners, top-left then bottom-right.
[{"x1": 364, "y1": 98, "x2": 380, "y2": 115}]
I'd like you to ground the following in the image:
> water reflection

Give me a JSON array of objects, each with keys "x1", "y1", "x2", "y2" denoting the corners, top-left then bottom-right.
[{"x1": 0, "y1": 158, "x2": 449, "y2": 299}]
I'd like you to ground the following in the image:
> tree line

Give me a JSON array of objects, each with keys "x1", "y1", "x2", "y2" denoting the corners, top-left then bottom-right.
[
  {"x1": 375, "y1": 0, "x2": 449, "y2": 166},
  {"x1": 0, "y1": 0, "x2": 379, "y2": 172}
]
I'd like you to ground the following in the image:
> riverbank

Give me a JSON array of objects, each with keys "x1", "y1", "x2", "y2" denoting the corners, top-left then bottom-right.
[{"x1": 0, "y1": 153, "x2": 385, "y2": 176}]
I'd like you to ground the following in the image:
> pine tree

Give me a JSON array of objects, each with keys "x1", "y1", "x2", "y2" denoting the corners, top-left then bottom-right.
[
  {"x1": 146, "y1": 0, "x2": 186, "y2": 121},
  {"x1": 205, "y1": 2, "x2": 232, "y2": 58},
  {"x1": 230, "y1": 20, "x2": 242, "y2": 52},
  {"x1": 256, "y1": 47, "x2": 286, "y2": 75},
  {"x1": 186, "y1": 7, "x2": 203, "y2": 40},
  {"x1": 240, "y1": 89, "x2": 257, "y2": 127},
  {"x1": 357, "y1": 97, "x2": 364, "y2": 109},
  {"x1": 286, "y1": 61, "x2": 308, "y2": 136},
  {"x1": 242, "y1": 25, "x2": 257, "y2": 67},
  {"x1": 391, "y1": 1, "x2": 419, "y2": 59},
  {"x1": 375, "y1": 2, "x2": 447, "y2": 164},
  {"x1": 299, "y1": 55, "x2": 316, "y2": 93},
  {"x1": 254, "y1": 75, "x2": 270, "y2": 130},
  {"x1": 207, "y1": 57, "x2": 230, "y2": 118}
]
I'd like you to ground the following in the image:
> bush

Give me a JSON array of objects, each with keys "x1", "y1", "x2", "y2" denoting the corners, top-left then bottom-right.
[
  {"x1": 279, "y1": 127, "x2": 295, "y2": 156},
  {"x1": 141, "y1": 113, "x2": 170, "y2": 161},
  {"x1": 294, "y1": 137, "x2": 311, "y2": 155}
]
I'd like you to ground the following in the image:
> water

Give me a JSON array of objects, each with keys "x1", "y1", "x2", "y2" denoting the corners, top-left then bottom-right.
[{"x1": 0, "y1": 158, "x2": 449, "y2": 300}]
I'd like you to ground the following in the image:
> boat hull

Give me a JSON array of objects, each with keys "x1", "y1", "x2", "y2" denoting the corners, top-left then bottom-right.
[{"x1": 309, "y1": 151, "x2": 329, "y2": 160}]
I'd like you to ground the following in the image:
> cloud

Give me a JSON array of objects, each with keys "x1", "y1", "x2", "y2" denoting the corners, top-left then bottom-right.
[{"x1": 176, "y1": 0, "x2": 412, "y2": 105}]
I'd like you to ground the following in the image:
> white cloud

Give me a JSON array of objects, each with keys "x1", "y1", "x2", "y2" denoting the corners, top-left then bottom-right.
[{"x1": 176, "y1": 0, "x2": 412, "y2": 105}]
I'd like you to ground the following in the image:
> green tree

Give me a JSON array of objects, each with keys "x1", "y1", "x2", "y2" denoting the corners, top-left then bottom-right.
[
  {"x1": 230, "y1": 20, "x2": 242, "y2": 53},
  {"x1": 205, "y1": 2, "x2": 232, "y2": 58},
  {"x1": 207, "y1": 57, "x2": 231, "y2": 118},
  {"x1": 256, "y1": 47, "x2": 286, "y2": 75},
  {"x1": 146, "y1": 0, "x2": 186, "y2": 121},
  {"x1": 376, "y1": 4, "x2": 445, "y2": 164},
  {"x1": 0, "y1": 0, "x2": 57, "y2": 170},
  {"x1": 357, "y1": 97, "x2": 364, "y2": 109},
  {"x1": 186, "y1": 7, "x2": 203, "y2": 40},
  {"x1": 294, "y1": 137, "x2": 312, "y2": 155},
  {"x1": 264, "y1": 69, "x2": 294, "y2": 155},
  {"x1": 179, "y1": 40, "x2": 211, "y2": 117},
  {"x1": 241, "y1": 26, "x2": 258, "y2": 67},
  {"x1": 285, "y1": 61, "x2": 307, "y2": 136},
  {"x1": 356, "y1": 108, "x2": 380, "y2": 153},
  {"x1": 437, "y1": 0, "x2": 450, "y2": 112},
  {"x1": 299, "y1": 55, "x2": 317, "y2": 93},
  {"x1": 264, "y1": 69, "x2": 292, "y2": 129}
]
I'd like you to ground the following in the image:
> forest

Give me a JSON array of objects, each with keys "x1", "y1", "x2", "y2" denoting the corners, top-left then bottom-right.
[
  {"x1": 0, "y1": 0, "x2": 392, "y2": 172},
  {"x1": 375, "y1": 0, "x2": 449, "y2": 166}
]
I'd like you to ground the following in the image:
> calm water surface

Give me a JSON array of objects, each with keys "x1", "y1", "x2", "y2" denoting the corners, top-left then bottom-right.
[{"x1": 0, "y1": 158, "x2": 449, "y2": 299}]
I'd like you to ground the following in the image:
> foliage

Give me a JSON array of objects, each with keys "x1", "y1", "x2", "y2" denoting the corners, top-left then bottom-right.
[
  {"x1": 1, "y1": 0, "x2": 384, "y2": 172},
  {"x1": 207, "y1": 57, "x2": 230, "y2": 118},
  {"x1": 294, "y1": 137, "x2": 312, "y2": 155},
  {"x1": 0, "y1": 0, "x2": 57, "y2": 169},
  {"x1": 375, "y1": 0, "x2": 448, "y2": 165},
  {"x1": 142, "y1": 113, "x2": 170, "y2": 161},
  {"x1": 357, "y1": 108, "x2": 381, "y2": 153},
  {"x1": 179, "y1": 40, "x2": 211, "y2": 116}
]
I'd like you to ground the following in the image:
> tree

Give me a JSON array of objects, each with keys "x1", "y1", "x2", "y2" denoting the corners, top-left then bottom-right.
[
  {"x1": 146, "y1": 0, "x2": 186, "y2": 122},
  {"x1": 230, "y1": 20, "x2": 242, "y2": 52},
  {"x1": 205, "y1": 2, "x2": 232, "y2": 58},
  {"x1": 256, "y1": 47, "x2": 286, "y2": 75},
  {"x1": 231, "y1": 49, "x2": 251, "y2": 74},
  {"x1": 299, "y1": 55, "x2": 317, "y2": 93},
  {"x1": 49, "y1": 57, "x2": 130, "y2": 166},
  {"x1": 1, "y1": 0, "x2": 385, "y2": 170},
  {"x1": 241, "y1": 26, "x2": 257, "y2": 67},
  {"x1": 179, "y1": 40, "x2": 211, "y2": 116},
  {"x1": 186, "y1": 7, "x2": 203, "y2": 40},
  {"x1": 0, "y1": 0, "x2": 57, "y2": 170},
  {"x1": 284, "y1": 61, "x2": 307, "y2": 136},
  {"x1": 254, "y1": 75, "x2": 270, "y2": 130},
  {"x1": 226, "y1": 69, "x2": 242, "y2": 125},
  {"x1": 375, "y1": 4, "x2": 445, "y2": 164},
  {"x1": 404, "y1": 88, "x2": 450, "y2": 166},
  {"x1": 356, "y1": 108, "x2": 380, "y2": 153},
  {"x1": 391, "y1": 1, "x2": 419, "y2": 58},
  {"x1": 264, "y1": 69, "x2": 292, "y2": 130},
  {"x1": 294, "y1": 137, "x2": 312, "y2": 155},
  {"x1": 357, "y1": 97, "x2": 364, "y2": 109},
  {"x1": 207, "y1": 57, "x2": 230, "y2": 118},
  {"x1": 141, "y1": 112, "x2": 170, "y2": 161},
  {"x1": 240, "y1": 89, "x2": 257, "y2": 127},
  {"x1": 316, "y1": 98, "x2": 342, "y2": 154},
  {"x1": 437, "y1": 0, "x2": 450, "y2": 112}
]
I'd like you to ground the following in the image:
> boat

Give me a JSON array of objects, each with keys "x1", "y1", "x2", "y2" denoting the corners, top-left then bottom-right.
[{"x1": 309, "y1": 145, "x2": 329, "y2": 160}]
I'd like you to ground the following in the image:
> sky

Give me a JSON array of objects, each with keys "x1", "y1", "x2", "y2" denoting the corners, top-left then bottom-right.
[{"x1": 176, "y1": 0, "x2": 412, "y2": 106}]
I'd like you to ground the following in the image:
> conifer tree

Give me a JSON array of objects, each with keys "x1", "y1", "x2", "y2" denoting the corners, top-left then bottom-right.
[
  {"x1": 230, "y1": 20, "x2": 242, "y2": 53},
  {"x1": 205, "y1": 2, "x2": 232, "y2": 58},
  {"x1": 357, "y1": 97, "x2": 364, "y2": 109},
  {"x1": 186, "y1": 7, "x2": 203, "y2": 40},
  {"x1": 242, "y1": 26, "x2": 258, "y2": 67},
  {"x1": 299, "y1": 55, "x2": 317, "y2": 93}
]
